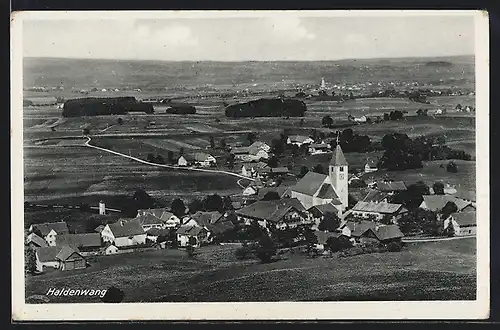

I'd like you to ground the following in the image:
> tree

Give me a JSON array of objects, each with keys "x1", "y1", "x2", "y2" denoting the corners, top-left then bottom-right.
[
  {"x1": 203, "y1": 194, "x2": 224, "y2": 212},
  {"x1": 398, "y1": 208, "x2": 437, "y2": 235},
  {"x1": 393, "y1": 181, "x2": 430, "y2": 210},
  {"x1": 223, "y1": 196, "x2": 234, "y2": 210},
  {"x1": 267, "y1": 156, "x2": 279, "y2": 168},
  {"x1": 188, "y1": 198, "x2": 203, "y2": 214},
  {"x1": 179, "y1": 147, "x2": 185, "y2": 156},
  {"x1": 167, "y1": 151, "x2": 174, "y2": 163},
  {"x1": 83, "y1": 128, "x2": 90, "y2": 135},
  {"x1": 25, "y1": 245, "x2": 37, "y2": 274},
  {"x1": 441, "y1": 202, "x2": 458, "y2": 219},
  {"x1": 147, "y1": 153, "x2": 156, "y2": 163},
  {"x1": 386, "y1": 241, "x2": 403, "y2": 252},
  {"x1": 433, "y1": 182, "x2": 445, "y2": 195},
  {"x1": 209, "y1": 136, "x2": 215, "y2": 149},
  {"x1": 326, "y1": 235, "x2": 352, "y2": 253},
  {"x1": 101, "y1": 286, "x2": 125, "y2": 303},
  {"x1": 256, "y1": 234, "x2": 277, "y2": 263},
  {"x1": 117, "y1": 117, "x2": 124, "y2": 125},
  {"x1": 219, "y1": 138, "x2": 227, "y2": 150},
  {"x1": 298, "y1": 166, "x2": 309, "y2": 178},
  {"x1": 303, "y1": 227, "x2": 318, "y2": 255},
  {"x1": 318, "y1": 212, "x2": 340, "y2": 232},
  {"x1": 246, "y1": 132, "x2": 257, "y2": 145},
  {"x1": 312, "y1": 164, "x2": 325, "y2": 174},
  {"x1": 262, "y1": 191, "x2": 280, "y2": 201},
  {"x1": 271, "y1": 139, "x2": 285, "y2": 156},
  {"x1": 132, "y1": 188, "x2": 156, "y2": 211},
  {"x1": 156, "y1": 155, "x2": 165, "y2": 164},
  {"x1": 322, "y1": 115, "x2": 334, "y2": 128},
  {"x1": 447, "y1": 161, "x2": 458, "y2": 173},
  {"x1": 383, "y1": 113, "x2": 390, "y2": 121},
  {"x1": 171, "y1": 198, "x2": 186, "y2": 218},
  {"x1": 299, "y1": 118, "x2": 304, "y2": 127}
]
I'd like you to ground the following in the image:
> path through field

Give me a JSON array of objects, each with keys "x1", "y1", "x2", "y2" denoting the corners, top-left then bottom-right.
[{"x1": 402, "y1": 235, "x2": 476, "y2": 243}]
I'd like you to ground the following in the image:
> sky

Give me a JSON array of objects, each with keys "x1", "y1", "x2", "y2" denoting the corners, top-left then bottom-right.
[{"x1": 22, "y1": 13, "x2": 476, "y2": 61}]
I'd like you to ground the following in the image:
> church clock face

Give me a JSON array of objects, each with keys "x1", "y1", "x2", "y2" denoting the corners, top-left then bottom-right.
[{"x1": 339, "y1": 173, "x2": 345, "y2": 180}]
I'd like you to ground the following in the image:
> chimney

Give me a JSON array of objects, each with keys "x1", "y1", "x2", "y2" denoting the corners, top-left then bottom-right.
[{"x1": 99, "y1": 200, "x2": 106, "y2": 215}]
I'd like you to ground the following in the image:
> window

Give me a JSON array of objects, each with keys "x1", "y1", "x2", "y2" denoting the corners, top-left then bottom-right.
[{"x1": 339, "y1": 167, "x2": 344, "y2": 172}]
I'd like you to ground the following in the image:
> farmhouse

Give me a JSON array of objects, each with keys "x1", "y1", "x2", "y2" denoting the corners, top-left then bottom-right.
[
  {"x1": 257, "y1": 186, "x2": 292, "y2": 200},
  {"x1": 55, "y1": 233, "x2": 102, "y2": 255},
  {"x1": 308, "y1": 203, "x2": 341, "y2": 221},
  {"x1": 248, "y1": 145, "x2": 270, "y2": 160},
  {"x1": 26, "y1": 232, "x2": 48, "y2": 248},
  {"x1": 137, "y1": 209, "x2": 181, "y2": 228},
  {"x1": 351, "y1": 201, "x2": 408, "y2": 223},
  {"x1": 235, "y1": 198, "x2": 312, "y2": 230},
  {"x1": 177, "y1": 155, "x2": 190, "y2": 166},
  {"x1": 443, "y1": 211, "x2": 476, "y2": 236},
  {"x1": 308, "y1": 143, "x2": 330, "y2": 155},
  {"x1": 29, "y1": 222, "x2": 70, "y2": 246},
  {"x1": 193, "y1": 152, "x2": 217, "y2": 167},
  {"x1": 35, "y1": 245, "x2": 86, "y2": 273},
  {"x1": 364, "y1": 160, "x2": 378, "y2": 173},
  {"x1": 453, "y1": 189, "x2": 476, "y2": 207},
  {"x1": 286, "y1": 135, "x2": 314, "y2": 147},
  {"x1": 103, "y1": 243, "x2": 119, "y2": 255},
  {"x1": 231, "y1": 147, "x2": 251, "y2": 160},
  {"x1": 291, "y1": 143, "x2": 348, "y2": 213},
  {"x1": 420, "y1": 195, "x2": 475, "y2": 213},
  {"x1": 249, "y1": 141, "x2": 271, "y2": 153},
  {"x1": 100, "y1": 219, "x2": 147, "y2": 247},
  {"x1": 340, "y1": 221, "x2": 404, "y2": 245},
  {"x1": 362, "y1": 190, "x2": 390, "y2": 203},
  {"x1": 145, "y1": 228, "x2": 170, "y2": 243},
  {"x1": 176, "y1": 225, "x2": 209, "y2": 248},
  {"x1": 376, "y1": 181, "x2": 407, "y2": 193},
  {"x1": 188, "y1": 211, "x2": 234, "y2": 238},
  {"x1": 354, "y1": 115, "x2": 367, "y2": 123},
  {"x1": 136, "y1": 213, "x2": 165, "y2": 231}
]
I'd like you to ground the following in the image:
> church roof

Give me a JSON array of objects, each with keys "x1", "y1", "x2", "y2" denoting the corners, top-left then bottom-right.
[
  {"x1": 330, "y1": 144, "x2": 348, "y2": 166},
  {"x1": 316, "y1": 183, "x2": 339, "y2": 200},
  {"x1": 292, "y1": 171, "x2": 328, "y2": 196}
]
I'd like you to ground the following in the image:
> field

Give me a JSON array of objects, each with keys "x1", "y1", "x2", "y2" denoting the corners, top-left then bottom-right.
[{"x1": 25, "y1": 237, "x2": 476, "y2": 303}]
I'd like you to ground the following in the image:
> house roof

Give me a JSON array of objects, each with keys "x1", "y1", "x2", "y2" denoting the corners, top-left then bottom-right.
[
  {"x1": 205, "y1": 220, "x2": 235, "y2": 235},
  {"x1": 292, "y1": 171, "x2": 328, "y2": 196},
  {"x1": 249, "y1": 141, "x2": 269, "y2": 149},
  {"x1": 176, "y1": 225, "x2": 205, "y2": 236},
  {"x1": 236, "y1": 198, "x2": 306, "y2": 223},
  {"x1": 376, "y1": 181, "x2": 407, "y2": 192},
  {"x1": 374, "y1": 225, "x2": 404, "y2": 241},
  {"x1": 184, "y1": 152, "x2": 214, "y2": 162},
  {"x1": 180, "y1": 154, "x2": 196, "y2": 161},
  {"x1": 316, "y1": 183, "x2": 339, "y2": 200},
  {"x1": 258, "y1": 186, "x2": 291, "y2": 200},
  {"x1": 108, "y1": 219, "x2": 145, "y2": 238},
  {"x1": 94, "y1": 225, "x2": 105, "y2": 233},
  {"x1": 137, "y1": 213, "x2": 163, "y2": 226},
  {"x1": 308, "y1": 203, "x2": 339, "y2": 215},
  {"x1": 248, "y1": 145, "x2": 268, "y2": 156},
  {"x1": 352, "y1": 201, "x2": 404, "y2": 214},
  {"x1": 342, "y1": 220, "x2": 378, "y2": 237},
  {"x1": 421, "y1": 195, "x2": 472, "y2": 212},
  {"x1": 56, "y1": 233, "x2": 102, "y2": 248},
  {"x1": 362, "y1": 190, "x2": 390, "y2": 203},
  {"x1": 453, "y1": 212, "x2": 476, "y2": 227},
  {"x1": 314, "y1": 231, "x2": 342, "y2": 245},
  {"x1": 27, "y1": 233, "x2": 48, "y2": 247},
  {"x1": 190, "y1": 211, "x2": 224, "y2": 227},
  {"x1": 231, "y1": 147, "x2": 250, "y2": 154},
  {"x1": 56, "y1": 245, "x2": 83, "y2": 261},
  {"x1": 310, "y1": 143, "x2": 329, "y2": 149},
  {"x1": 454, "y1": 190, "x2": 476, "y2": 202},
  {"x1": 146, "y1": 228, "x2": 163, "y2": 236},
  {"x1": 32, "y1": 222, "x2": 69, "y2": 236},
  {"x1": 288, "y1": 135, "x2": 312, "y2": 143},
  {"x1": 270, "y1": 167, "x2": 289, "y2": 174},
  {"x1": 329, "y1": 144, "x2": 348, "y2": 166}
]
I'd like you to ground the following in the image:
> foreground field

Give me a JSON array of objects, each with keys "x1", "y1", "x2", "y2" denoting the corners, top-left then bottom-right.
[{"x1": 26, "y1": 237, "x2": 476, "y2": 302}]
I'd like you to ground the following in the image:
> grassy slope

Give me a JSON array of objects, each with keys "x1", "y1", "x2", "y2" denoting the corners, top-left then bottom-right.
[{"x1": 26, "y1": 237, "x2": 476, "y2": 303}]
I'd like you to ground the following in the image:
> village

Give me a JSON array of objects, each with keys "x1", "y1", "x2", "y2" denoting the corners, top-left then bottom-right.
[{"x1": 25, "y1": 126, "x2": 476, "y2": 275}]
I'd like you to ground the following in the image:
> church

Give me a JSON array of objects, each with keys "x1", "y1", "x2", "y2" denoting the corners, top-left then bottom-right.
[{"x1": 291, "y1": 143, "x2": 349, "y2": 216}]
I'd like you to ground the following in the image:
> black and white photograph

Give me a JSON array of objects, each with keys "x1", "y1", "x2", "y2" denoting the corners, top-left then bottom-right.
[{"x1": 11, "y1": 10, "x2": 489, "y2": 320}]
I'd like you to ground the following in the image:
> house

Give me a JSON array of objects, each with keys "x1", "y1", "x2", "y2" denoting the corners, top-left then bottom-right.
[
  {"x1": 137, "y1": 209, "x2": 181, "y2": 228},
  {"x1": 235, "y1": 198, "x2": 312, "y2": 230},
  {"x1": 351, "y1": 201, "x2": 408, "y2": 223},
  {"x1": 364, "y1": 160, "x2": 378, "y2": 173},
  {"x1": 177, "y1": 155, "x2": 190, "y2": 167},
  {"x1": 26, "y1": 232, "x2": 48, "y2": 248},
  {"x1": 103, "y1": 244, "x2": 119, "y2": 255},
  {"x1": 308, "y1": 143, "x2": 330, "y2": 155},
  {"x1": 340, "y1": 221, "x2": 404, "y2": 245},
  {"x1": 248, "y1": 145, "x2": 270, "y2": 160},
  {"x1": 291, "y1": 143, "x2": 348, "y2": 213},
  {"x1": 249, "y1": 141, "x2": 271, "y2": 153},
  {"x1": 100, "y1": 219, "x2": 147, "y2": 247},
  {"x1": 443, "y1": 211, "x2": 476, "y2": 236},
  {"x1": 176, "y1": 225, "x2": 209, "y2": 247},
  {"x1": 94, "y1": 225, "x2": 105, "y2": 233},
  {"x1": 55, "y1": 233, "x2": 102, "y2": 255},
  {"x1": 339, "y1": 220, "x2": 377, "y2": 239},
  {"x1": 29, "y1": 222, "x2": 70, "y2": 246},
  {"x1": 443, "y1": 184, "x2": 458, "y2": 195},
  {"x1": 136, "y1": 213, "x2": 165, "y2": 231},
  {"x1": 241, "y1": 164, "x2": 251, "y2": 177},
  {"x1": 362, "y1": 190, "x2": 390, "y2": 203},
  {"x1": 192, "y1": 152, "x2": 217, "y2": 167},
  {"x1": 257, "y1": 186, "x2": 292, "y2": 200},
  {"x1": 419, "y1": 195, "x2": 475, "y2": 213},
  {"x1": 243, "y1": 185, "x2": 258, "y2": 196},
  {"x1": 308, "y1": 203, "x2": 341, "y2": 222},
  {"x1": 145, "y1": 228, "x2": 165, "y2": 242},
  {"x1": 354, "y1": 115, "x2": 367, "y2": 123},
  {"x1": 286, "y1": 135, "x2": 314, "y2": 147},
  {"x1": 453, "y1": 189, "x2": 476, "y2": 207},
  {"x1": 376, "y1": 181, "x2": 407, "y2": 193},
  {"x1": 188, "y1": 211, "x2": 235, "y2": 239},
  {"x1": 35, "y1": 245, "x2": 86, "y2": 273}
]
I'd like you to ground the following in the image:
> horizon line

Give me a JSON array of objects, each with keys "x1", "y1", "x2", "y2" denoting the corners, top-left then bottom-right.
[{"x1": 23, "y1": 53, "x2": 475, "y2": 63}]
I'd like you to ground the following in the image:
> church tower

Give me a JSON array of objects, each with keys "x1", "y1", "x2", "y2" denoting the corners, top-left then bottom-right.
[{"x1": 329, "y1": 136, "x2": 349, "y2": 211}]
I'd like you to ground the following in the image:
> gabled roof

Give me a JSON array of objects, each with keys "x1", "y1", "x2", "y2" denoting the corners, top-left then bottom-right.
[
  {"x1": 292, "y1": 171, "x2": 328, "y2": 196},
  {"x1": 362, "y1": 190, "x2": 390, "y2": 203},
  {"x1": 352, "y1": 201, "x2": 405, "y2": 214},
  {"x1": 56, "y1": 245, "x2": 83, "y2": 261},
  {"x1": 374, "y1": 225, "x2": 404, "y2": 241},
  {"x1": 108, "y1": 219, "x2": 146, "y2": 238},
  {"x1": 270, "y1": 167, "x2": 289, "y2": 174},
  {"x1": 138, "y1": 208, "x2": 165, "y2": 219},
  {"x1": 453, "y1": 211, "x2": 476, "y2": 227},
  {"x1": 94, "y1": 225, "x2": 105, "y2": 233},
  {"x1": 31, "y1": 222, "x2": 69, "y2": 236},
  {"x1": 145, "y1": 228, "x2": 163, "y2": 236},
  {"x1": 342, "y1": 220, "x2": 378, "y2": 237},
  {"x1": 308, "y1": 203, "x2": 339, "y2": 215},
  {"x1": 454, "y1": 190, "x2": 476, "y2": 202},
  {"x1": 176, "y1": 225, "x2": 205, "y2": 236},
  {"x1": 231, "y1": 147, "x2": 250, "y2": 154},
  {"x1": 205, "y1": 220, "x2": 235, "y2": 235},
  {"x1": 136, "y1": 213, "x2": 163, "y2": 226},
  {"x1": 193, "y1": 152, "x2": 214, "y2": 161},
  {"x1": 329, "y1": 144, "x2": 348, "y2": 166},
  {"x1": 258, "y1": 186, "x2": 291, "y2": 200},
  {"x1": 316, "y1": 184, "x2": 339, "y2": 199},
  {"x1": 288, "y1": 135, "x2": 312, "y2": 143},
  {"x1": 309, "y1": 143, "x2": 329, "y2": 149},
  {"x1": 190, "y1": 211, "x2": 224, "y2": 227},
  {"x1": 236, "y1": 198, "x2": 306, "y2": 223},
  {"x1": 27, "y1": 233, "x2": 48, "y2": 247},
  {"x1": 421, "y1": 195, "x2": 472, "y2": 212},
  {"x1": 179, "y1": 154, "x2": 196, "y2": 161},
  {"x1": 249, "y1": 141, "x2": 270, "y2": 149},
  {"x1": 56, "y1": 233, "x2": 102, "y2": 248},
  {"x1": 376, "y1": 181, "x2": 407, "y2": 192}
]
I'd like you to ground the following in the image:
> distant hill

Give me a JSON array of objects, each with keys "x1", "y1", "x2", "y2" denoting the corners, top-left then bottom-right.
[
  {"x1": 425, "y1": 61, "x2": 453, "y2": 67},
  {"x1": 23, "y1": 55, "x2": 475, "y2": 92}
]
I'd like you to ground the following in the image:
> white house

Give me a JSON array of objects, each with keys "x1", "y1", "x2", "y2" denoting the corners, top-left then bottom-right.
[
  {"x1": 100, "y1": 219, "x2": 147, "y2": 247},
  {"x1": 354, "y1": 115, "x2": 367, "y2": 123},
  {"x1": 136, "y1": 213, "x2": 165, "y2": 231},
  {"x1": 177, "y1": 156, "x2": 189, "y2": 167},
  {"x1": 351, "y1": 201, "x2": 408, "y2": 223},
  {"x1": 443, "y1": 211, "x2": 476, "y2": 236},
  {"x1": 243, "y1": 185, "x2": 258, "y2": 196},
  {"x1": 308, "y1": 143, "x2": 330, "y2": 155},
  {"x1": 35, "y1": 246, "x2": 85, "y2": 273},
  {"x1": 249, "y1": 141, "x2": 271, "y2": 153},
  {"x1": 176, "y1": 225, "x2": 209, "y2": 248},
  {"x1": 193, "y1": 152, "x2": 217, "y2": 167},
  {"x1": 29, "y1": 222, "x2": 70, "y2": 247},
  {"x1": 364, "y1": 160, "x2": 378, "y2": 173},
  {"x1": 286, "y1": 135, "x2": 314, "y2": 147}
]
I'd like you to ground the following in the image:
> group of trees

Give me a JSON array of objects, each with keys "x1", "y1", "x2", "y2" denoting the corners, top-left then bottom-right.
[
  {"x1": 184, "y1": 194, "x2": 234, "y2": 214},
  {"x1": 378, "y1": 133, "x2": 471, "y2": 171},
  {"x1": 382, "y1": 110, "x2": 405, "y2": 121},
  {"x1": 62, "y1": 97, "x2": 154, "y2": 117},
  {"x1": 225, "y1": 98, "x2": 307, "y2": 118}
]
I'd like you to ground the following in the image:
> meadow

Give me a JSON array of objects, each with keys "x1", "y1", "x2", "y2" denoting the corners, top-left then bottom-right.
[{"x1": 25, "y1": 237, "x2": 476, "y2": 302}]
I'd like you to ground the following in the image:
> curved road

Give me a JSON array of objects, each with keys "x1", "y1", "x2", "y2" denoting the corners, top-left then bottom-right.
[
  {"x1": 402, "y1": 235, "x2": 475, "y2": 243},
  {"x1": 83, "y1": 136, "x2": 256, "y2": 182}
]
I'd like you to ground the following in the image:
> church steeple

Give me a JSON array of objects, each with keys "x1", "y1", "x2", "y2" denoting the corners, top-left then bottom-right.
[
  {"x1": 330, "y1": 134, "x2": 348, "y2": 166},
  {"x1": 329, "y1": 135, "x2": 349, "y2": 212}
]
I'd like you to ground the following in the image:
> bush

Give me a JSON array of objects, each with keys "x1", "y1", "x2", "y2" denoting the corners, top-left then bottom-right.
[
  {"x1": 447, "y1": 161, "x2": 458, "y2": 173},
  {"x1": 386, "y1": 241, "x2": 403, "y2": 252},
  {"x1": 235, "y1": 246, "x2": 250, "y2": 260}
]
